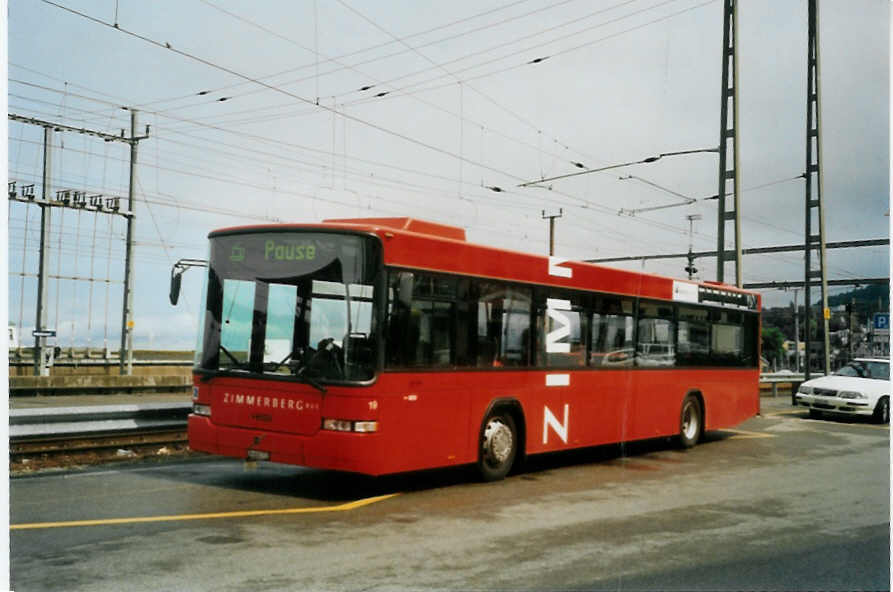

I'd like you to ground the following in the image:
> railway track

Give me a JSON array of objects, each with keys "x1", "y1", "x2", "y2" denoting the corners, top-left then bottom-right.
[
  {"x1": 11, "y1": 430, "x2": 192, "y2": 471},
  {"x1": 10, "y1": 402, "x2": 194, "y2": 472}
]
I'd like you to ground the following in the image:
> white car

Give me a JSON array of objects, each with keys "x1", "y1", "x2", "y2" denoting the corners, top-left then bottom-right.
[{"x1": 794, "y1": 358, "x2": 890, "y2": 424}]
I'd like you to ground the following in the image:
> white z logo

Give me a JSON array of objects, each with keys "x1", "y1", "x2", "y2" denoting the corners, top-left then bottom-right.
[
  {"x1": 543, "y1": 404, "x2": 569, "y2": 444},
  {"x1": 548, "y1": 256, "x2": 572, "y2": 278},
  {"x1": 546, "y1": 298, "x2": 572, "y2": 354}
]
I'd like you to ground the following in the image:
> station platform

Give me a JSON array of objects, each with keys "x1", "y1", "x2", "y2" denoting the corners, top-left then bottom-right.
[{"x1": 8, "y1": 391, "x2": 192, "y2": 410}]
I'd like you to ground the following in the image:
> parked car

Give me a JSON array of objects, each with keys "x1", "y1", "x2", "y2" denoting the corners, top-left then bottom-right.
[{"x1": 794, "y1": 358, "x2": 890, "y2": 423}]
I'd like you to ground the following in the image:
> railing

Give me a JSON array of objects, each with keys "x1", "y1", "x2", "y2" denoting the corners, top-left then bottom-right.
[{"x1": 760, "y1": 372, "x2": 810, "y2": 403}]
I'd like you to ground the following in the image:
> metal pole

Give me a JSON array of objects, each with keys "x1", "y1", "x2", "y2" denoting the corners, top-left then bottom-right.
[
  {"x1": 803, "y1": 0, "x2": 830, "y2": 378},
  {"x1": 120, "y1": 110, "x2": 138, "y2": 375},
  {"x1": 731, "y1": 0, "x2": 743, "y2": 289},
  {"x1": 814, "y1": 0, "x2": 831, "y2": 374},
  {"x1": 793, "y1": 289, "x2": 800, "y2": 373},
  {"x1": 716, "y1": 0, "x2": 741, "y2": 285},
  {"x1": 549, "y1": 217, "x2": 555, "y2": 256},
  {"x1": 542, "y1": 208, "x2": 563, "y2": 256},
  {"x1": 34, "y1": 127, "x2": 52, "y2": 376}
]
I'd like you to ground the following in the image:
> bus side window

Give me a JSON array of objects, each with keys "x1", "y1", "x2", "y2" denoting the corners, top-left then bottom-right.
[
  {"x1": 537, "y1": 290, "x2": 587, "y2": 368},
  {"x1": 636, "y1": 301, "x2": 676, "y2": 368},
  {"x1": 709, "y1": 309, "x2": 749, "y2": 367},
  {"x1": 590, "y1": 297, "x2": 635, "y2": 367},
  {"x1": 385, "y1": 271, "x2": 456, "y2": 368},
  {"x1": 475, "y1": 281, "x2": 532, "y2": 367},
  {"x1": 677, "y1": 306, "x2": 710, "y2": 366}
]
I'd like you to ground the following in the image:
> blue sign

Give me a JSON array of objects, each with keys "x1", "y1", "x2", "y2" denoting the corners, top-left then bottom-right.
[{"x1": 873, "y1": 313, "x2": 889, "y2": 331}]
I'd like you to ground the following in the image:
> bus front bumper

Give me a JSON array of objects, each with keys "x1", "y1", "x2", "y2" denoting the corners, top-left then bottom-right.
[{"x1": 188, "y1": 414, "x2": 383, "y2": 475}]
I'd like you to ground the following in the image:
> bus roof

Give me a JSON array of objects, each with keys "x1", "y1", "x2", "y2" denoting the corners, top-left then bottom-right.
[{"x1": 209, "y1": 217, "x2": 760, "y2": 310}]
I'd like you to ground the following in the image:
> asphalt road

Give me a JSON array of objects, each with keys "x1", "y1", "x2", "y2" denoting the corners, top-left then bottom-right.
[{"x1": 10, "y1": 398, "x2": 890, "y2": 591}]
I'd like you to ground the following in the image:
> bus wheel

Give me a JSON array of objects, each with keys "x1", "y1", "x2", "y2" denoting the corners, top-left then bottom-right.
[
  {"x1": 678, "y1": 395, "x2": 702, "y2": 449},
  {"x1": 478, "y1": 411, "x2": 517, "y2": 481},
  {"x1": 873, "y1": 396, "x2": 889, "y2": 424}
]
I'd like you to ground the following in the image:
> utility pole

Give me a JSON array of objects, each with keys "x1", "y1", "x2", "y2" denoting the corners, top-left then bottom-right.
[
  {"x1": 542, "y1": 208, "x2": 563, "y2": 256},
  {"x1": 716, "y1": 0, "x2": 742, "y2": 287},
  {"x1": 804, "y1": 0, "x2": 830, "y2": 379},
  {"x1": 685, "y1": 214, "x2": 702, "y2": 279},
  {"x1": 120, "y1": 109, "x2": 149, "y2": 375},
  {"x1": 34, "y1": 127, "x2": 53, "y2": 376},
  {"x1": 11, "y1": 112, "x2": 148, "y2": 375}
]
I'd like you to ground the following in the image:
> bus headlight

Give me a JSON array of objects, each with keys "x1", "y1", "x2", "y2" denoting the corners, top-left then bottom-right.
[
  {"x1": 322, "y1": 419, "x2": 379, "y2": 433},
  {"x1": 193, "y1": 403, "x2": 211, "y2": 416},
  {"x1": 323, "y1": 419, "x2": 352, "y2": 432},
  {"x1": 353, "y1": 421, "x2": 379, "y2": 433}
]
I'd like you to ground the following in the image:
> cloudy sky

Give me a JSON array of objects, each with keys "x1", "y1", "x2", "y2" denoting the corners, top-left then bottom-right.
[{"x1": 5, "y1": 0, "x2": 889, "y2": 349}]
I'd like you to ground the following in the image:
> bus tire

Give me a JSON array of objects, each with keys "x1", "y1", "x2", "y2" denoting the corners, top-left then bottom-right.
[
  {"x1": 678, "y1": 395, "x2": 702, "y2": 449},
  {"x1": 873, "y1": 396, "x2": 889, "y2": 424},
  {"x1": 478, "y1": 410, "x2": 517, "y2": 482}
]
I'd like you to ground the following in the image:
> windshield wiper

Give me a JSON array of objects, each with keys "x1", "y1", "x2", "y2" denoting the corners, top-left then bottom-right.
[
  {"x1": 219, "y1": 344, "x2": 241, "y2": 366},
  {"x1": 265, "y1": 349, "x2": 302, "y2": 374},
  {"x1": 296, "y1": 366, "x2": 327, "y2": 393}
]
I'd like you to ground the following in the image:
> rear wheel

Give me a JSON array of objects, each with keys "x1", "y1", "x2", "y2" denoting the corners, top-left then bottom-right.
[
  {"x1": 478, "y1": 411, "x2": 517, "y2": 481},
  {"x1": 873, "y1": 396, "x2": 889, "y2": 424},
  {"x1": 678, "y1": 395, "x2": 702, "y2": 449},
  {"x1": 808, "y1": 409, "x2": 822, "y2": 419}
]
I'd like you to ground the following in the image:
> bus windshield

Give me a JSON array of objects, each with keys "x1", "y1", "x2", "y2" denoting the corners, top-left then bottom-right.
[{"x1": 197, "y1": 231, "x2": 381, "y2": 384}]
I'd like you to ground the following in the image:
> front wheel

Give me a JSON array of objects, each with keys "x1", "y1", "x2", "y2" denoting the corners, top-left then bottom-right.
[
  {"x1": 678, "y1": 395, "x2": 702, "y2": 449},
  {"x1": 477, "y1": 411, "x2": 517, "y2": 482},
  {"x1": 873, "y1": 396, "x2": 889, "y2": 424}
]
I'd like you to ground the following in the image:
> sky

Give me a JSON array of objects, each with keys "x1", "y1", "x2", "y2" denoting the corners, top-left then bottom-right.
[{"x1": 4, "y1": 0, "x2": 890, "y2": 350}]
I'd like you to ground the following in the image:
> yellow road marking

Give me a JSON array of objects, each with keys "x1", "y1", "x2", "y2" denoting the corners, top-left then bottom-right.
[
  {"x1": 11, "y1": 493, "x2": 400, "y2": 531},
  {"x1": 763, "y1": 410, "x2": 801, "y2": 417},
  {"x1": 722, "y1": 428, "x2": 775, "y2": 439}
]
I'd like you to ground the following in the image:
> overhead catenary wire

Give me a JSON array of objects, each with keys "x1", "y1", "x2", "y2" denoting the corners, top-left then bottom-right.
[
  {"x1": 326, "y1": 0, "x2": 711, "y2": 109},
  {"x1": 9, "y1": 78, "x2": 697, "y2": 240},
  {"x1": 6, "y1": 100, "x2": 772, "y2": 268},
  {"x1": 40, "y1": 0, "x2": 537, "y2": 187},
  {"x1": 8, "y1": 4, "x2": 844, "y2": 268},
  {"x1": 135, "y1": 0, "x2": 545, "y2": 110},
  {"x1": 8, "y1": 106, "x2": 678, "y2": 242},
  {"x1": 24, "y1": 2, "x2": 688, "y2": 178},
  {"x1": 179, "y1": 1, "x2": 601, "y2": 181}
]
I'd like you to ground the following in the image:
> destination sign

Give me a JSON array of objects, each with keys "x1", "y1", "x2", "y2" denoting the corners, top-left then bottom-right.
[
  {"x1": 210, "y1": 232, "x2": 376, "y2": 286},
  {"x1": 263, "y1": 239, "x2": 316, "y2": 262},
  {"x1": 698, "y1": 286, "x2": 758, "y2": 311},
  {"x1": 222, "y1": 236, "x2": 332, "y2": 269}
]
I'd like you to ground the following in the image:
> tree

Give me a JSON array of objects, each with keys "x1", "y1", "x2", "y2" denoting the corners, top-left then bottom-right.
[{"x1": 762, "y1": 326, "x2": 786, "y2": 368}]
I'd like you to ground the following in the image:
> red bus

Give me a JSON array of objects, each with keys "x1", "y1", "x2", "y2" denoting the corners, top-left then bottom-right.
[{"x1": 182, "y1": 217, "x2": 760, "y2": 481}]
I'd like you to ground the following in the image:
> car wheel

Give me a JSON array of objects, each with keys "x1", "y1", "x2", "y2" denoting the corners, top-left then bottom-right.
[
  {"x1": 872, "y1": 396, "x2": 889, "y2": 424},
  {"x1": 478, "y1": 410, "x2": 517, "y2": 482},
  {"x1": 678, "y1": 395, "x2": 702, "y2": 449},
  {"x1": 808, "y1": 409, "x2": 822, "y2": 419}
]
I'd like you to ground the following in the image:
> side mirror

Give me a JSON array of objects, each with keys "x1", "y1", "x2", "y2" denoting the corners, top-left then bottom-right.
[
  {"x1": 169, "y1": 269, "x2": 183, "y2": 305},
  {"x1": 168, "y1": 258, "x2": 208, "y2": 306}
]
